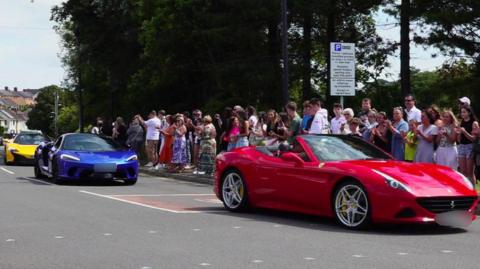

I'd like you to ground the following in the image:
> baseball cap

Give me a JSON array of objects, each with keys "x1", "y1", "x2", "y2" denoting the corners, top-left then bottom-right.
[{"x1": 459, "y1": 97, "x2": 471, "y2": 106}]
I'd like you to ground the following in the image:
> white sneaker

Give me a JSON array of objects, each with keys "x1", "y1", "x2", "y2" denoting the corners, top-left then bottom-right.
[
  {"x1": 193, "y1": 170, "x2": 198, "y2": 175},
  {"x1": 154, "y1": 164, "x2": 160, "y2": 170},
  {"x1": 144, "y1": 162, "x2": 153, "y2": 167},
  {"x1": 198, "y1": 171, "x2": 206, "y2": 175}
]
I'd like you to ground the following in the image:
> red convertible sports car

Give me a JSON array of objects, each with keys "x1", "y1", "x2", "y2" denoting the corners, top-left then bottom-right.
[{"x1": 214, "y1": 135, "x2": 478, "y2": 229}]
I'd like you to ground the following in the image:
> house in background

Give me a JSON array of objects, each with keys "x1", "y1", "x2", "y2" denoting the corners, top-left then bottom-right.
[{"x1": 0, "y1": 86, "x2": 40, "y2": 134}]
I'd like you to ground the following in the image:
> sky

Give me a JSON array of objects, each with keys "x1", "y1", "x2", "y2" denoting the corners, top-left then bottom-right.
[{"x1": 0, "y1": 0, "x2": 448, "y2": 90}]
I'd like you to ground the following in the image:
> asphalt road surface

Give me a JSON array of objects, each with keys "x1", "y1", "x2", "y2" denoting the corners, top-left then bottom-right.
[{"x1": 1, "y1": 154, "x2": 479, "y2": 268}]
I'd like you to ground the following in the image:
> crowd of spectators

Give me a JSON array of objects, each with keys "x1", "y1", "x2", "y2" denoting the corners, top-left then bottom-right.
[{"x1": 90, "y1": 95, "x2": 479, "y2": 185}]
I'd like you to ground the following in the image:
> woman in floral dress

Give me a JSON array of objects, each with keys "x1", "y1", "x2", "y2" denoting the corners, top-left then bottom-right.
[
  {"x1": 170, "y1": 115, "x2": 188, "y2": 172},
  {"x1": 197, "y1": 115, "x2": 217, "y2": 175}
]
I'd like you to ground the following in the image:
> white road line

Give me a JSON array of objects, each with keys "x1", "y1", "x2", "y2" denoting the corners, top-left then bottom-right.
[
  {"x1": 304, "y1": 257, "x2": 316, "y2": 261},
  {"x1": 21, "y1": 177, "x2": 54, "y2": 186},
  {"x1": 54, "y1": 236, "x2": 64, "y2": 239},
  {"x1": 251, "y1": 260, "x2": 263, "y2": 263},
  {"x1": 79, "y1": 190, "x2": 200, "y2": 213},
  {"x1": 192, "y1": 229, "x2": 201, "y2": 231},
  {"x1": 103, "y1": 233, "x2": 112, "y2": 236},
  {"x1": 6, "y1": 239, "x2": 15, "y2": 242},
  {"x1": 441, "y1": 250, "x2": 454, "y2": 253},
  {"x1": 397, "y1": 252, "x2": 408, "y2": 256},
  {"x1": 148, "y1": 231, "x2": 158, "y2": 234},
  {"x1": 109, "y1": 194, "x2": 213, "y2": 197},
  {"x1": 352, "y1": 255, "x2": 365, "y2": 258},
  {"x1": 199, "y1": 263, "x2": 211, "y2": 266},
  {"x1": 233, "y1": 226, "x2": 242, "y2": 229},
  {"x1": 0, "y1": 167, "x2": 15, "y2": 175}
]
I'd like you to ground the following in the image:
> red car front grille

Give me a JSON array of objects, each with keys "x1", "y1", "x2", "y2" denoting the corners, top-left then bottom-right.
[{"x1": 417, "y1": 197, "x2": 477, "y2": 214}]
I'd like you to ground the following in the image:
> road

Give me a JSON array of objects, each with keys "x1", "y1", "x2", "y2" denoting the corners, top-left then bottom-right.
[{"x1": 1, "y1": 156, "x2": 479, "y2": 268}]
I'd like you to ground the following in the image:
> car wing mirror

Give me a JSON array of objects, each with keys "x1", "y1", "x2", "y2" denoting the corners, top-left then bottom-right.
[{"x1": 280, "y1": 152, "x2": 304, "y2": 167}]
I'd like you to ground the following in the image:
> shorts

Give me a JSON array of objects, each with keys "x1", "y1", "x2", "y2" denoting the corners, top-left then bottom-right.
[{"x1": 458, "y1": 143, "x2": 473, "y2": 159}]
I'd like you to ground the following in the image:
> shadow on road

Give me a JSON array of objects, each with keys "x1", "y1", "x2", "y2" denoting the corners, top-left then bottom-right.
[
  {"x1": 206, "y1": 207, "x2": 469, "y2": 236},
  {"x1": 18, "y1": 176, "x2": 130, "y2": 187}
]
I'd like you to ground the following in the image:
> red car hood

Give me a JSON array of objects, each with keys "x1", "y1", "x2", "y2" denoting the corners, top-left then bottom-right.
[{"x1": 339, "y1": 160, "x2": 477, "y2": 197}]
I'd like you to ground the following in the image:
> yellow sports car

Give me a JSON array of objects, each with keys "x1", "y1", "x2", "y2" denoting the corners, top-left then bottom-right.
[{"x1": 4, "y1": 131, "x2": 48, "y2": 165}]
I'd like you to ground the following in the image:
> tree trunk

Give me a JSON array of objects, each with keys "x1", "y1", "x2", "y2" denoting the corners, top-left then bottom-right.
[
  {"x1": 325, "y1": 0, "x2": 336, "y2": 110},
  {"x1": 400, "y1": 0, "x2": 411, "y2": 97},
  {"x1": 302, "y1": 10, "x2": 312, "y2": 101}
]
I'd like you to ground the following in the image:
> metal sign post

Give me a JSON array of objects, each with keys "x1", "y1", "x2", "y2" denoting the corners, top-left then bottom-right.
[{"x1": 330, "y1": 42, "x2": 356, "y2": 107}]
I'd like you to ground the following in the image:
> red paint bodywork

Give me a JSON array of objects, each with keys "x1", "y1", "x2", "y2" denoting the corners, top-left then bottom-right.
[{"x1": 214, "y1": 136, "x2": 478, "y2": 224}]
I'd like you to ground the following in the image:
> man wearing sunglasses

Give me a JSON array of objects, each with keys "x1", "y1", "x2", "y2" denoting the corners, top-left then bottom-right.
[{"x1": 404, "y1": 94, "x2": 421, "y2": 123}]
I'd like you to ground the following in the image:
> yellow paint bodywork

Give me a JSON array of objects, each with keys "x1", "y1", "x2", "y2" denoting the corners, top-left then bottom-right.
[{"x1": 4, "y1": 143, "x2": 38, "y2": 163}]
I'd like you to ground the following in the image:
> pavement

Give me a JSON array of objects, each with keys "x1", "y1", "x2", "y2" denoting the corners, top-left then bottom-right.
[{"x1": 1, "y1": 153, "x2": 480, "y2": 268}]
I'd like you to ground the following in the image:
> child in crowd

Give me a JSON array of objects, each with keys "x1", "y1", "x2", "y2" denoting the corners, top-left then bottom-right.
[{"x1": 404, "y1": 120, "x2": 418, "y2": 162}]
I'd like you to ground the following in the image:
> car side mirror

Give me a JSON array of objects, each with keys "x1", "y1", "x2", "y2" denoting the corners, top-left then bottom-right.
[{"x1": 280, "y1": 152, "x2": 304, "y2": 167}]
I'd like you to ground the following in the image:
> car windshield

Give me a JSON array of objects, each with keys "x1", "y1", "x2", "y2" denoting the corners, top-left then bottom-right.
[
  {"x1": 302, "y1": 135, "x2": 391, "y2": 161},
  {"x1": 13, "y1": 133, "x2": 46, "y2": 145},
  {"x1": 62, "y1": 134, "x2": 126, "y2": 152}
]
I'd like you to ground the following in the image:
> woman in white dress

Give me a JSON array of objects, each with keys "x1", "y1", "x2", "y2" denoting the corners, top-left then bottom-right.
[
  {"x1": 435, "y1": 110, "x2": 458, "y2": 169},
  {"x1": 414, "y1": 110, "x2": 438, "y2": 163}
]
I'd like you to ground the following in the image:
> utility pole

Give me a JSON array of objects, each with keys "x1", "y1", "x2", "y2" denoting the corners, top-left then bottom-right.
[
  {"x1": 281, "y1": 0, "x2": 289, "y2": 106},
  {"x1": 74, "y1": 28, "x2": 84, "y2": 133}
]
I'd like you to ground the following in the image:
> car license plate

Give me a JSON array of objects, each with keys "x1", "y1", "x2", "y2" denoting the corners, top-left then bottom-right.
[
  {"x1": 94, "y1": 163, "x2": 117, "y2": 173},
  {"x1": 435, "y1": 211, "x2": 472, "y2": 228}
]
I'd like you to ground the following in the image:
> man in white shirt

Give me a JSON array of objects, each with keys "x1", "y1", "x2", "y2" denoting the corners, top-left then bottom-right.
[
  {"x1": 309, "y1": 98, "x2": 329, "y2": 134},
  {"x1": 330, "y1": 103, "x2": 346, "y2": 134},
  {"x1": 404, "y1": 94, "x2": 421, "y2": 123},
  {"x1": 138, "y1": 110, "x2": 161, "y2": 167}
]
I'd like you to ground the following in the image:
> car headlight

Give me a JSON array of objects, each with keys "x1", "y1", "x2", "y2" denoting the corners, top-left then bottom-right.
[
  {"x1": 60, "y1": 154, "x2": 80, "y2": 161},
  {"x1": 454, "y1": 171, "x2": 474, "y2": 190},
  {"x1": 126, "y1": 155, "x2": 138, "y2": 161},
  {"x1": 372, "y1": 169, "x2": 412, "y2": 193}
]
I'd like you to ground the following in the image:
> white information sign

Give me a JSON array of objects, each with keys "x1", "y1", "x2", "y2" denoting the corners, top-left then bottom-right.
[{"x1": 330, "y1": 42, "x2": 356, "y2": 96}]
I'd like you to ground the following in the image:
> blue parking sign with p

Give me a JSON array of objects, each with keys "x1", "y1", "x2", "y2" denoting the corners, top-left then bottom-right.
[{"x1": 334, "y1": 44, "x2": 342, "y2": 51}]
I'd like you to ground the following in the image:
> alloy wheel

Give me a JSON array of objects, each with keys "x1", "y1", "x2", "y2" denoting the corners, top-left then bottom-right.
[
  {"x1": 222, "y1": 172, "x2": 246, "y2": 210},
  {"x1": 334, "y1": 184, "x2": 369, "y2": 228}
]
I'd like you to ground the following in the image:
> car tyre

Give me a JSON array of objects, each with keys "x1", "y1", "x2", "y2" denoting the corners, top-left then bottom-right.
[
  {"x1": 124, "y1": 178, "x2": 137, "y2": 185},
  {"x1": 221, "y1": 169, "x2": 249, "y2": 212},
  {"x1": 333, "y1": 180, "x2": 371, "y2": 229},
  {"x1": 51, "y1": 158, "x2": 64, "y2": 185},
  {"x1": 34, "y1": 159, "x2": 45, "y2": 179}
]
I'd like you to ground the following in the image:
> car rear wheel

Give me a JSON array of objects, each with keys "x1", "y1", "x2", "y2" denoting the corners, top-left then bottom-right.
[
  {"x1": 333, "y1": 181, "x2": 370, "y2": 229},
  {"x1": 221, "y1": 170, "x2": 248, "y2": 212}
]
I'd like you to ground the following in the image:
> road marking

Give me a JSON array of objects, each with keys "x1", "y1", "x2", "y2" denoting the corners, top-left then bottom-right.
[
  {"x1": 54, "y1": 236, "x2": 64, "y2": 239},
  {"x1": 304, "y1": 257, "x2": 316, "y2": 261},
  {"x1": 352, "y1": 255, "x2": 365, "y2": 258},
  {"x1": 397, "y1": 252, "x2": 408, "y2": 256},
  {"x1": 79, "y1": 190, "x2": 223, "y2": 214},
  {"x1": 21, "y1": 177, "x2": 54, "y2": 186},
  {"x1": 6, "y1": 239, "x2": 15, "y2": 242},
  {"x1": 441, "y1": 250, "x2": 454, "y2": 253},
  {"x1": 192, "y1": 229, "x2": 201, "y2": 231},
  {"x1": 79, "y1": 190, "x2": 198, "y2": 213},
  {"x1": 273, "y1": 224, "x2": 283, "y2": 228},
  {"x1": 199, "y1": 263, "x2": 211, "y2": 266},
  {"x1": 103, "y1": 233, "x2": 112, "y2": 236},
  {"x1": 148, "y1": 231, "x2": 158, "y2": 234},
  {"x1": 251, "y1": 260, "x2": 263, "y2": 263},
  {"x1": 141, "y1": 267, "x2": 152, "y2": 269},
  {"x1": 0, "y1": 167, "x2": 15, "y2": 175},
  {"x1": 233, "y1": 226, "x2": 242, "y2": 229},
  {"x1": 108, "y1": 194, "x2": 213, "y2": 197}
]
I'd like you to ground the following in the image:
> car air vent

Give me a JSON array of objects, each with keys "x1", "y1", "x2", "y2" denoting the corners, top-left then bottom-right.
[{"x1": 417, "y1": 197, "x2": 477, "y2": 214}]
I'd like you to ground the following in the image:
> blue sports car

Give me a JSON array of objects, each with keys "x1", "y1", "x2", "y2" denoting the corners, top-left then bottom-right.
[{"x1": 34, "y1": 133, "x2": 139, "y2": 184}]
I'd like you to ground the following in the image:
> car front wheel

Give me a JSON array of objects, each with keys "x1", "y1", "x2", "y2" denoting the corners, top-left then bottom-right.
[
  {"x1": 221, "y1": 170, "x2": 248, "y2": 212},
  {"x1": 333, "y1": 181, "x2": 370, "y2": 229}
]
